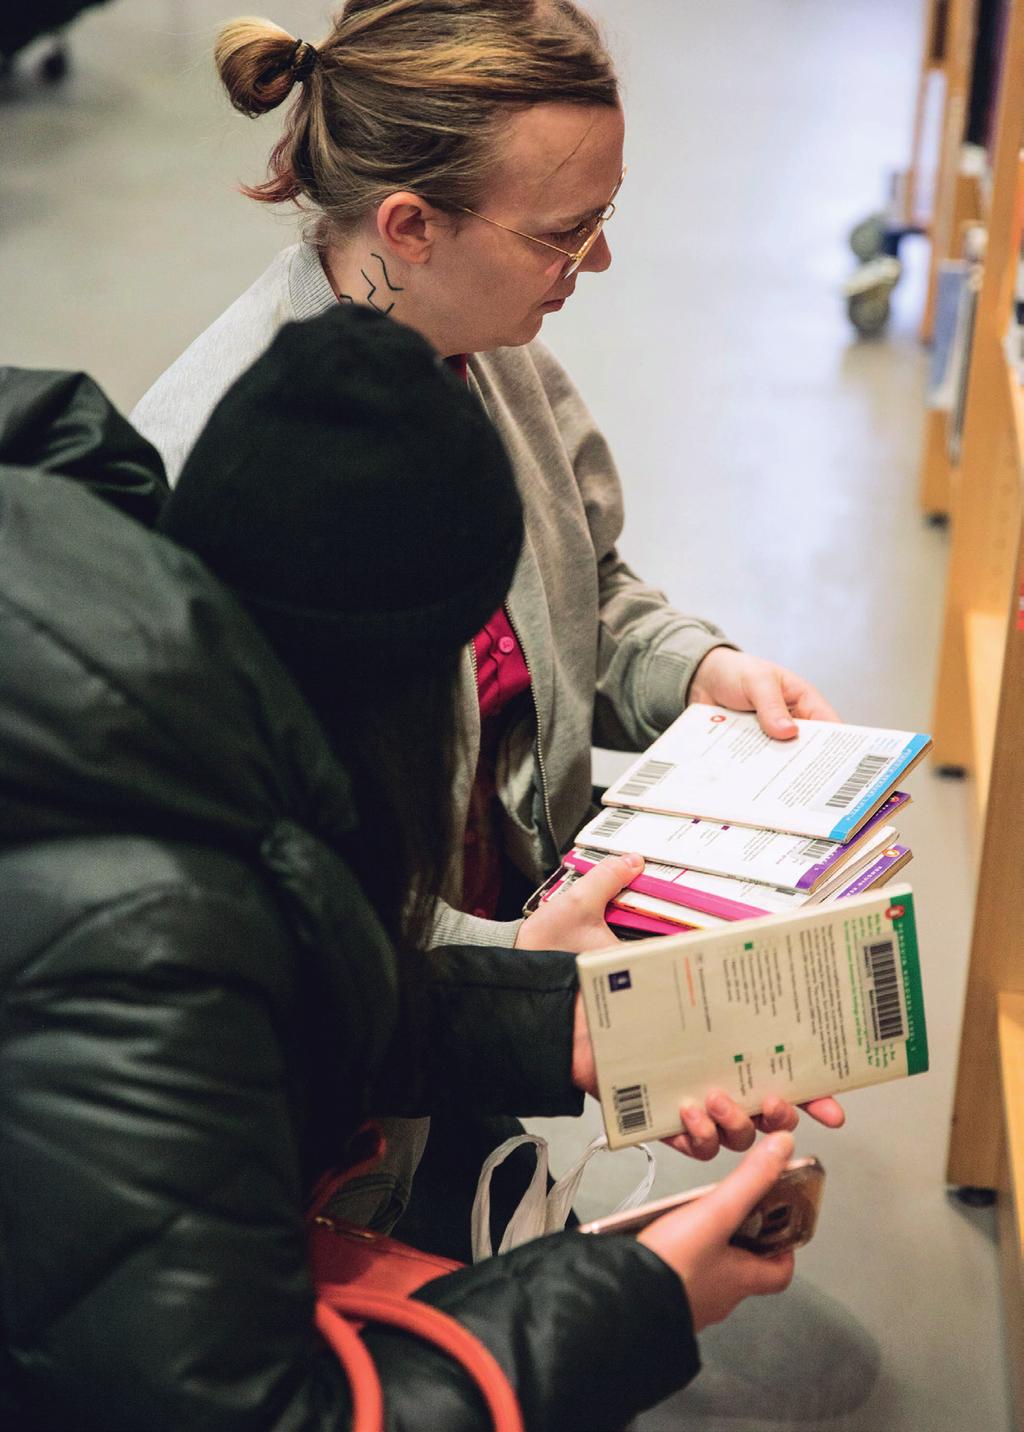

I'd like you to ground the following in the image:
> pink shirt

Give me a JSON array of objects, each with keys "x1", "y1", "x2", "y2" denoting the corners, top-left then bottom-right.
[
  {"x1": 444, "y1": 355, "x2": 533, "y2": 919},
  {"x1": 462, "y1": 608, "x2": 532, "y2": 919}
]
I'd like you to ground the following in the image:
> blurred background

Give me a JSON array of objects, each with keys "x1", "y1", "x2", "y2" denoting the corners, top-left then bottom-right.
[{"x1": 0, "y1": 3, "x2": 1013, "y2": 1429}]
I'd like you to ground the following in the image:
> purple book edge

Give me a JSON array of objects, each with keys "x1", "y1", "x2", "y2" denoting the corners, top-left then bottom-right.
[{"x1": 794, "y1": 791, "x2": 911, "y2": 890}]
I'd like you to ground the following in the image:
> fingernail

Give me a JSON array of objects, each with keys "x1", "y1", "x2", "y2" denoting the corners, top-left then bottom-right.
[
  {"x1": 624, "y1": 853, "x2": 644, "y2": 871},
  {"x1": 707, "y1": 1092, "x2": 729, "y2": 1119},
  {"x1": 683, "y1": 1104, "x2": 704, "y2": 1131},
  {"x1": 765, "y1": 1131, "x2": 794, "y2": 1160}
]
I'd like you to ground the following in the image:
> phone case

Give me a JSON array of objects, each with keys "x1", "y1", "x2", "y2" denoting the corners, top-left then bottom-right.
[{"x1": 578, "y1": 1156, "x2": 825, "y2": 1255}]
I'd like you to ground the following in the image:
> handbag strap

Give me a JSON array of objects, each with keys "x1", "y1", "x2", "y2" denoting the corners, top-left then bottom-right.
[
  {"x1": 315, "y1": 1301, "x2": 384, "y2": 1432},
  {"x1": 317, "y1": 1286, "x2": 524, "y2": 1432}
]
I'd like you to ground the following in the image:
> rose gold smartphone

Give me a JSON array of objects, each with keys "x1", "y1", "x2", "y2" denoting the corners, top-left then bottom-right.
[{"x1": 578, "y1": 1156, "x2": 825, "y2": 1256}]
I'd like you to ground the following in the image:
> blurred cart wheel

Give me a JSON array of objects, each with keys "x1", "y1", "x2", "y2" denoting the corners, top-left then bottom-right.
[{"x1": 849, "y1": 213, "x2": 887, "y2": 262}]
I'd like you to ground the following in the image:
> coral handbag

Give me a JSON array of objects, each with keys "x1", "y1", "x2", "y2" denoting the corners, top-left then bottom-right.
[{"x1": 307, "y1": 1132, "x2": 524, "y2": 1432}]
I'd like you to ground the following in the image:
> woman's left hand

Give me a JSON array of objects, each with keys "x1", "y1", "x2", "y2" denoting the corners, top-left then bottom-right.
[
  {"x1": 656, "y1": 1086, "x2": 845, "y2": 1161},
  {"x1": 689, "y1": 646, "x2": 840, "y2": 739}
]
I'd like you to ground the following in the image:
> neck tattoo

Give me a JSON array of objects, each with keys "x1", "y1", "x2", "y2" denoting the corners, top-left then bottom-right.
[{"x1": 334, "y1": 250, "x2": 404, "y2": 316}]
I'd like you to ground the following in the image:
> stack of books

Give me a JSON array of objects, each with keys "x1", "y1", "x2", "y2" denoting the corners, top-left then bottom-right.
[{"x1": 528, "y1": 706, "x2": 931, "y2": 940}]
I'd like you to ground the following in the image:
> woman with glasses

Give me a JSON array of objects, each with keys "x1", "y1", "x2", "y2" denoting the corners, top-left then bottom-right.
[{"x1": 130, "y1": 0, "x2": 844, "y2": 1253}]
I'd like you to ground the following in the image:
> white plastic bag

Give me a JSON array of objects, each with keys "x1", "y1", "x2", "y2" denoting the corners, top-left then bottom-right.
[{"x1": 470, "y1": 1132, "x2": 656, "y2": 1263}]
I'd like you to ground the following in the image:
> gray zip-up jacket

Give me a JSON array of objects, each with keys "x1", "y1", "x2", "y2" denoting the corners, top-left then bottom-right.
[{"x1": 131, "y1": 242, "x2": 730, "y2": 949}]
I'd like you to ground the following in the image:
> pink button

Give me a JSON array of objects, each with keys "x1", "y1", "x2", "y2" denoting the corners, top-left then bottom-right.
[{"x1": 497, "y1": 635, "x2": 515, "y2": 655}]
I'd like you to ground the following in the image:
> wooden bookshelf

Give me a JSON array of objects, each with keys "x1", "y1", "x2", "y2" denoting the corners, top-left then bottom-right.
[
  {"x1": 931, "y1": 103, "x2": 1024, "y2": 808},
  {"x1": 997, "y1": 993, "x2": 1024, "y2": 1428},
  {"x1": 937, "y1": 0, "x2": 1024, "y2": 1405}
]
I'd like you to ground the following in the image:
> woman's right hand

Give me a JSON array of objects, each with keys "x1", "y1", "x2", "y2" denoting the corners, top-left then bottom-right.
[{"x1": 637, "y1": 1132, "x2": 797, "y2": 1331}]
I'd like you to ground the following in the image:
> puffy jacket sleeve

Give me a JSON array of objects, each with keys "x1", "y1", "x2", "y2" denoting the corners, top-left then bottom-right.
[
  {"x1": 2, "y1": 864, "x2": 352, "y2": 1431},
  {"x1": 2, "y1": 858, "x2": 698, "y2": 1430},
  {"x1": 371, "y1": 944, "x2": 585, "y2": 1120},
  {"x1": 528, "y1": 342, "x2": 735, "y2": 749},
  {"x1": 391, "y1": 1230, "x2": 700, "y2": 1431}
]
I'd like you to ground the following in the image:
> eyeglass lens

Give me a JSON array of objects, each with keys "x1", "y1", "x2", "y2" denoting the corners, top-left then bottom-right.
[{"x1": 563, "y1": 218, "x2": 605, "y2": 277}]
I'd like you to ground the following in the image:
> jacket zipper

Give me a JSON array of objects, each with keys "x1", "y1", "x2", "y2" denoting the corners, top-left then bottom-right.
[{"x1": 313, "y1": 1214, "x2": 377, "y2": 1240}]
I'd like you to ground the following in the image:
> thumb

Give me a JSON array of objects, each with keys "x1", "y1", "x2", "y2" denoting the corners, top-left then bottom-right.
[
  {"x1": 691, "y1": 1132, "x2": 795, "y2": 1244},
  {"x1": 571, "y1": 852, "x2": 644, "y2": 908},
  {"x1": 749, "y1": 674, "x2": 799, "y2": 740}
]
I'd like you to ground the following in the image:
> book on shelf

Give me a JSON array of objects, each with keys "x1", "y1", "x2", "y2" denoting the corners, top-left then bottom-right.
[
  {"x1": 600, "y1": 707, "x2": 930, "y2": 842},
  {"x1": 928, "y1": 259, "x2": 970, "y2": 410},
  {"x1": 577, "y1": 885, "x2": 928, "y2": 1149},
  {"x1": 946, "y1": 263, "x2": 983, "y2": 465}
]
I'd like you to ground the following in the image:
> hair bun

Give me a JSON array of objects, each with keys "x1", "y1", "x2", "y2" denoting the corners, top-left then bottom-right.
[
  {"x1": 215, "y1": 17, "x2": 310, "y2": 117},
  {"x1": 291, "y1": 38, "x2": 319, "y2": 81}
]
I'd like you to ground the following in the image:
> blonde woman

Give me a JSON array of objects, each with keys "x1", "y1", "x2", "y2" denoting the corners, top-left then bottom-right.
[{"x1": 131, "y1": 0, "x2": 843, "y2": 1250}]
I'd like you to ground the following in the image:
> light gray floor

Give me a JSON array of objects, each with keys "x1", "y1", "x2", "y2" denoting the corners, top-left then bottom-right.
[{"x1": 0, "y1": 2, "x2": 1012, "y2": 1429}]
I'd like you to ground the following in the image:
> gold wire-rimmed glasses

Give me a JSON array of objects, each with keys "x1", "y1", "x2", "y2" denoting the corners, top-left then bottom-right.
[{"x1": 452, "y1": 167, "x2": 626, "y2": 278}]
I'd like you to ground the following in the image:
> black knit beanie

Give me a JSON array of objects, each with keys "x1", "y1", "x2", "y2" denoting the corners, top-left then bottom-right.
[{"x1": 159, "y1": 305, "x2": 523, "y2": 684}]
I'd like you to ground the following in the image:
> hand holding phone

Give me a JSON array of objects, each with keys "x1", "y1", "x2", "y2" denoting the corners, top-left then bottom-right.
[
  {"x1": 579, "y1": 1154, "x2": 825, "y2": 1252},
  {"x1": 611, "y1": 1134, "x2": 809, "y2": 1332}
]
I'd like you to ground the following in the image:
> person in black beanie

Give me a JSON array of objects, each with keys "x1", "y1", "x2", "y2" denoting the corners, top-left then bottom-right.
[
  {"x1": 0, "y1": 308, "x2": 802, "y2": 1431},
  {"x1": 159, "y1": 304, "x2": 524, "y2": 962}
]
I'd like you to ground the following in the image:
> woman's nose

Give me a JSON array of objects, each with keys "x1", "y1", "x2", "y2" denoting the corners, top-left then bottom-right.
[{"x1": 582, "y1": 230, "x2": 612, "y2": 274}]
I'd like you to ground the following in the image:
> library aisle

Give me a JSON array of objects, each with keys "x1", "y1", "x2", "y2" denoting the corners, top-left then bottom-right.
[{"x1": 0, "y1": 1, "x2": 1012, "y2": 1428}]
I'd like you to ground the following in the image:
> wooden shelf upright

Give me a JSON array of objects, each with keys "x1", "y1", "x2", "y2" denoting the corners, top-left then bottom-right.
[
  {"x1": 936, "y1": 0, "x2": 1024, "y2": 1414},
  {"x1": 917, "y1": 0, "x2": 987, "y2": 517},
  {"x1": 898, "y1": 0, "x2": 957, "y2": 234},
  {"x1": 920, "y1": 0, "x2": 984, "y2": 341}
]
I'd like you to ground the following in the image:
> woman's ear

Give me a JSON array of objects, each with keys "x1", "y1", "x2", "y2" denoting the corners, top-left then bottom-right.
[{"x1": 376, "y1": 192, "x2": 448, "y2": 266}]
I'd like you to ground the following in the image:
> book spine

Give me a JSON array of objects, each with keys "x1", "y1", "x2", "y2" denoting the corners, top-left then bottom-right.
[
  {"x1": 606, "y1": 907, "x2": 690, "y2": 937},
  {"x1": 794, "y1": 791, "x2": 909, "y2": 890},
  {"x1": 565, "y1": 848, "x2": 770, "y2": 921},
  {"x1": 826, "y1": 737, "x2": 930, "y2": 841}
]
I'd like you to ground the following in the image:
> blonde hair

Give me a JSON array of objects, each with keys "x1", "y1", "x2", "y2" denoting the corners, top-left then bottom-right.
[{"x1": 215, "y1": 0, "x2": 618, "y2": 235}]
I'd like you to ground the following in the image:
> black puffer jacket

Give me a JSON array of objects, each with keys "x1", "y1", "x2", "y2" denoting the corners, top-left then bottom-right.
[{"x1": 0, "y1": 370, "x2": 699, "y2": 1430}]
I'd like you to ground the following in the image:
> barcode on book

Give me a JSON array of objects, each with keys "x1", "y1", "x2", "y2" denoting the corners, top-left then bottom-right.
[
  {"x1": 825, "y1": 753, "x2": 889, "y2": 810},
  {"x1": 617, "y1": 759, "x2": 675, "y2": 800},
  {"x1": 613, "y1": 1083, "x2": 651, "y2": 1136},
  {"x1": 590, "y1": 808, "x2": 636, "y2": 839},
  {"x1": 862, "y1": 937, "x2": 907, "y2": 1043},
  {"x1": 797, "y1": 837, "x2": 836, "y2": 861}
]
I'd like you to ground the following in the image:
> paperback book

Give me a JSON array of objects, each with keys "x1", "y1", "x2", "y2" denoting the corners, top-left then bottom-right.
[
  {"x1": 601, "y1": 707, "x2": 931, "y2": 842},
  {"x1": 577, "y1": 886, "x2": 928, "y2": 1149},
  {"x1": 575, "y1": 790, "x2": 911, "y2": 892}
]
